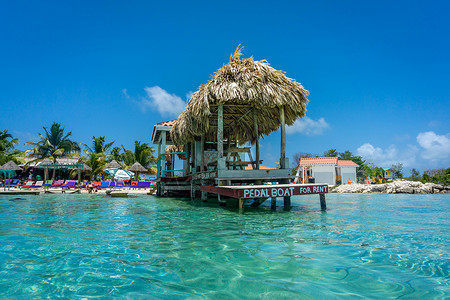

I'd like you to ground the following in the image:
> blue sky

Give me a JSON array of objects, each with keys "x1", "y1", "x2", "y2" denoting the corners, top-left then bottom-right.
[{"x1": 1, "y1": 0, "x2": 449, "y2": 173}]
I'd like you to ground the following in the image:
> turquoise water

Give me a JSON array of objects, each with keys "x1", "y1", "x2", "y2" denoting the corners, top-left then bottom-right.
[{"x1": 0, "y1": 193, "x2": 448, "y2": 298}]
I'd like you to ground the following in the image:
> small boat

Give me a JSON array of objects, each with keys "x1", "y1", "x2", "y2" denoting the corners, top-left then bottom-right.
[
  {"x1": 109, "y1": 191, "x2": 128, "y2": 197},
  {"x1": 45, "y1": 189, "x2": 81, "y2": 194}
]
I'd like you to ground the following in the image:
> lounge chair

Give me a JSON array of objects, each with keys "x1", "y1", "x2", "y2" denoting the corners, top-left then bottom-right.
[
  {"x1": 116, "y1": 181, "x2": 124, "y2": 187},
  {"x1": 132, "y1": 181, "x2": 151, "y2": 189},
  {"x1": 21, "y1": 181, "x2": 35, "y2": 188},
  {"x1": 30, "y1": 181, "x2": 44, "y2": 188},
  {"x1": 1, "y1": 179, "x2": 11, "y2": 187},
  {"x1": 61, "y1": 180, "x2": 77, "y2": 189},
  {"x1": 9, "y1": 179, "x2": 20, "y2": 187},
  {"x1": 43, "y1": 180, "x2": 53, "y2": 187},
  {"x1": 50, "y1": 180, "x2": 64, "y2": 187},
  {"x1": 98, "y1": 181, "x2": 112, "y2": 189}
]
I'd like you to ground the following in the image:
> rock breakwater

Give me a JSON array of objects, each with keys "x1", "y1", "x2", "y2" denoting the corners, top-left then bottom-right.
[{"x1": 332, "y1": 180, "x2": 449, "y2": 194}]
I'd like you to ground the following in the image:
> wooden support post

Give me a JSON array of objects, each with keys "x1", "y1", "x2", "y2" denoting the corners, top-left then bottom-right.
[
  {"x1": 280, "y1": 106, "x2": 286, "y2": 169},
  {"x1": 217, "y1": 104, "x2": 224, "y2": 159},
  {"x1": 271, "y1": 197, "x2": 276, "y2": 210},
  {"x1": 238, "y1": 198, "x2": 244, "y2": 210},
  {"x1": 190, "y1": 142, "x2": 195, "y2": 171},
  {"x1": 253, "y1": 107, "x2": 260, "y2": 170},
  {"x1": 161, "y1": 131, "x2": 167, "y2": 177},
  {"x1": 200, "y1": 133, "x2": 205, "y2": 171},
  {"x1": 201, "y1": 179, "x2": 207, "y2": 201},
  {"x1": 320, "y1": 193, "x2": 326, "y2": 210},
  {"x1": 284, "y1": 196, "x2": 291, "y2": 208}
]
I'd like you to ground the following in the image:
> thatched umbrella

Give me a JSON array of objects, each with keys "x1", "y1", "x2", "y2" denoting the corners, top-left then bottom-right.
[
  {"x1": 0, "y1": 161, "x2": 22, "y2": 190},
  {"x1": 103, "y1": 160, "x2": 122, "y2": 170},
  {"x1": 128, "y1": 162, "x2": 148, "y2": 181},
  {"x1": 170, "y1": 46, "x2": 309, "y2": 146}
]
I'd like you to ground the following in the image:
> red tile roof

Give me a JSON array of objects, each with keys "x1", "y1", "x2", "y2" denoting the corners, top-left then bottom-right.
[
  {"x1": 245, "y1": 165, "x2": 276, "y2": 170},
  {"x1": 299, "y1": 157, "x2": 338, "y2": 165},
  {"x1": 337, "y1": 160, "x2": 359, "y2": 167}
]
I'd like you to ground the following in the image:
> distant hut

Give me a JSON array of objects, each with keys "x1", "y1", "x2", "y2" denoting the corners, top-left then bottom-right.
[
  {"x1": 128, "y1": 162, "x2": 148, "y2": 181},
  {"x1": 103, "y1": 160, "x2": 122, "y2": 170},
  {"x1": 0, "y1": 161, "x2": 22, "y2": 190},
  {"x1": 170, "y1": 45, "x2": 309, "y2": 169}
]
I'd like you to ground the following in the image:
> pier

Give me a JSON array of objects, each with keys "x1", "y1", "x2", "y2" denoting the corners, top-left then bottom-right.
[{"x1": 151, "y1": 47, "x2": 328, "y2": 210}]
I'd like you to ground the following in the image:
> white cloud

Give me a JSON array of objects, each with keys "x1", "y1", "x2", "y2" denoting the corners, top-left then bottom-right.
[
  {"x1": 356, "y1": 143, "x2": 418, "y2": 168},
  {"x1": 122, "y1": 88, "x2": 130, "y2": 99},
  {"x1": 138, "y1": 86, "x2": 186, "y2": 117},
  {"x1": 417, "y1": 131, "x2": 450, "y2": 162},
  {"x1": 286, "y1": 117, "x2": 329, "y2": 136}
]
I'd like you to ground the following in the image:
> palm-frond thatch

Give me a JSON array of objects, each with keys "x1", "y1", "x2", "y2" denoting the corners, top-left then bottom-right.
[
  {"x1": 170, "y1": 46, "x2": 309, "y2": 145},
  {"x1": 103, "y1": 160, "x2": 122, "y2": 170},
  {"x1": 0, "y1": 160, "x2": 22, "y2": 171},
  {"x1": 128, "y1": 162, "x2": 148, "y2": 173},
  {"x1": 165, "y1": 145, "x2": 186, "y2": 160}
]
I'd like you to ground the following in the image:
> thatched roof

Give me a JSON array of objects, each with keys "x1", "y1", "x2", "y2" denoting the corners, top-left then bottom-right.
[
  {"x1": 81, "y1": 163, "x2": 92, "y2": 171},
  {"x1": 165, "y1": 145, "x2": 186, "y2": 160},
  {"x1": 103, "y1": 160, "x2": 122, "y2": 170},
  {"x1": 0, "y1": 160, "x2": 22, "y2": 171},
  {"x1": 128, "y1": 162, "x2": 148, "y2": 173},
  {"x1": 171, "y1": 46, "x2": 309, "y2": 145}
]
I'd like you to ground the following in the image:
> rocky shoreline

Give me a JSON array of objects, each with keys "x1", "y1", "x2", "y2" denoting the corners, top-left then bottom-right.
[{"x1": 331, "y1": 179, "x2": 449, "y2": 194}]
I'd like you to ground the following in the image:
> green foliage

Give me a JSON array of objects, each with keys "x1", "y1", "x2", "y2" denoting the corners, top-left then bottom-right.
[
  {"x1": 81, "y1": 136, "x2": 115, "y2": 155},
  {"x1": 390, "y1": 163, "x2": 404, "y2": 179},
  {"x1": 323, "y1": 149, "x2": 338, "y2": 157},
  {"x1": 421, "y1": 168, "x2": 450, "y2": 185},
  {"x1": 83, "y1": 152, "x2": 107, "y2": 180},
  {"x1": 409, "y1": 168, "x2": 421, "y2": 181},
  {"x1": 24, "y1": 122, "x2": 80, "y2": 164},
  {"x1": 121, "y1": 141, "x2": 157, "y2": 168},
  {"x1": 0, "y1": 129, "x2": 22, "y2": 166}
]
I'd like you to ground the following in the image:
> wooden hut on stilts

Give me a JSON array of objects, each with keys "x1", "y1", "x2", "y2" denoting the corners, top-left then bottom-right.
[{"x1": 152, "y1": 46, "x2": 328, "y2": 210}]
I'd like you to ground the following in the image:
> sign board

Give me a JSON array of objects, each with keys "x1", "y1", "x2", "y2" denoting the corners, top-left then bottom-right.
[
  {"x1": 192, "y1": 170, "x2": 218, "y2": 180},
  {"x1": 201, "y1": 184, "x2": 328, "y2": 199}
]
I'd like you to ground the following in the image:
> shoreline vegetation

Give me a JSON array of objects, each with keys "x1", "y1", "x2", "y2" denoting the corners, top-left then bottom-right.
[{"x1": 330, "y1": 179, "x2": 449, "y2": 194}]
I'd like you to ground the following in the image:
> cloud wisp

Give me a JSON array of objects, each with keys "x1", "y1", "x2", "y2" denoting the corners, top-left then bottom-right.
[
  {"x1": 286, "y1": 117, "x2": 329, "y2": 136},
  {"x1": 125, "y1": 86, "x2": 186, "y2": 117},
  {"x1": 356, "y1": 131, "x2": 450, "y2": 170},
  {"x1": 417, "y1": 131, "x2": 450, "y2": 162}
]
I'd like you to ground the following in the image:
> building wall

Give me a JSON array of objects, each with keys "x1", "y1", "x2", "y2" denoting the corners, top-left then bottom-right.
[
  {"x1": 341, "y1": 166, "x2": 357, "y2": 184},
  {"x1": 311, "y1": 165, "x2": 336, "y2": 185}
]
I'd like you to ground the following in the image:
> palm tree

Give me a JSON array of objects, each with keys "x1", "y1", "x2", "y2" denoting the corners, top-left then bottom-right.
[
  {"x1": 0, "y1": 129, "x2": 22, "y2": 165},
  {"x1": 122, "y1": 141, "x2": 157, "y2": 168},
  {"x1": 84, "y1": 152, "x2": 106, "y2": 180},
  {"x1": 24, "y1": 122, "x2": 81, "y2": 178},
  {"x1": 81, "y1": 136, "x2": 115, "y2": 155}
]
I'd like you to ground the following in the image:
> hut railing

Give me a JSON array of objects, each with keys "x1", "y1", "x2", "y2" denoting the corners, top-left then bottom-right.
[{"x1": 157, "y1": 152, "x2": 188, "y2": 178}]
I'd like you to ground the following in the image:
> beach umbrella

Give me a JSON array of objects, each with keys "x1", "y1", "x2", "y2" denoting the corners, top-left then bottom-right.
[
  {"x1": 128, "y1": 162, "x2": 148, "y2": 181},
  {"x1": 104, "y1": 168, "x2": 134, "y2": 180},
  {"x1": 0, "y1": 161, "x2": 22, "y2": 191}
]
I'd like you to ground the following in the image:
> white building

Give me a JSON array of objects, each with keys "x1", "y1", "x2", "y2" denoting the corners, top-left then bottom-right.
[{"x1": 298, "y1": 157, "x2": 359, "y2": 185}]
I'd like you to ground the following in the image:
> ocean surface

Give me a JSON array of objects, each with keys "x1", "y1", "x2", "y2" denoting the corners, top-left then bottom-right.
[{"x1": 0, "y1": 192, "x2": 448, "y2": 298}]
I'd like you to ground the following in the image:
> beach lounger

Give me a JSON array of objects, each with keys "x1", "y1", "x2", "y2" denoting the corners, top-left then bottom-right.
[
  {"x1": 98, "y1": 181, "x2": 112, "y2": 189},
  {"x1": 61, "y1": 180, "x2": 77, "y2": 189},
  {"x1": 30, "y1": 181, "x2": 44, "y2": 188},
  {"x1": 9, "y1": 179, "x2": 20, "y2": 187},
  {"x1": 132, "y1": 181, "x2": 151, "y2": 189},
  {"x1": 1, "y1": 179, "x2": 11, "y2": 187},
  {"x1": 50, "y1": 180, "x2": 64, "y2": 187},
  {"x1": 21, "y1": 181, "x2": 35, "y2": 188},
  {"x1": 43, "y1": 180, "x2": 53, "y2": 186}
]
